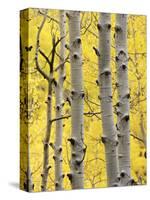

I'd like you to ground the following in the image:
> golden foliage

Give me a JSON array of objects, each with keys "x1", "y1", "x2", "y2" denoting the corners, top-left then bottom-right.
[{"x1": 20, "y1": 9, "x2": 147, "y2": 191}]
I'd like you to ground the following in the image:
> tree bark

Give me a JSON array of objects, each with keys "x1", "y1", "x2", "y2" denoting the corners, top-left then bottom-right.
[
  {"x1": 115, "y1": 14, "x2": 131, "y2": 185},
  {"x1": 67, "y1": 11, "x2": 84, "y2": 189},
  {"x1": 97, "y1": 13, "x2": 119, "y2": 186},
  {"x1": 35, "y1": 10, "x2": 52, "y2": 191},
  {"x1": 41, "y1": 80, "x2": 53, "y2": 191},
  {"x1": 54, "y1": 10, "x2": 66, "y2": 190},
  {"x1": 24, "y1": 142, "x2": 34, "y2": 192}
]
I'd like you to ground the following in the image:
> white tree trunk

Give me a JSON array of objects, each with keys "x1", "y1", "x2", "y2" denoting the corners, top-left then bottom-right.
[
  {"x1": 54, "y1": 10, "x2": 66, "y2": 190},
  {"x1": 41, "y1": 80, "x2": 53, "y2": 191},
  {"x1": 97, "y1": 13, "x2": 119, "y2": 186},
  {"x1": 115, "y1": 14, "x2": 131, "y2": 185},
  {"x1": 23, "y1": 141, "x2": 34, "y2": 192},
  {"x1": 67, "y1": 11, "x2": 84, "y2": 189}
]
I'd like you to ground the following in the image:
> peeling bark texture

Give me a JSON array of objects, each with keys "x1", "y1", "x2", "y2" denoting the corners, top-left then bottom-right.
[
  {"x1": 54, "y1": 10, "x2": 66, "y2": 191},
  {"x1": 115, "y1": 14, "x2": 131, "y2": 185},
  {"x1": 97, "y1": 13, "x2": 119, "y2": 186},
  {"x1": 68, "y1": 11, "x2": 84, "y2": 189}
]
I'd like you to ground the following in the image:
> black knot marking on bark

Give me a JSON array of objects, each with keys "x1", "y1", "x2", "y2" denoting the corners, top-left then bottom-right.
[
  {"x1": 71, "y1": 90, "x2": 76, "y2": 96},
  {"x1": 119, "y1": 154, "x2": 124, "y2": 159},
  {"x1": 101, "y1": 136, "x2": 108, "y2": 144},
  {"x1": 120, "y1": 170, "x2": 126, "y2": 178},
  {"x1": 116, "y1": 176, "x2": 121, "y2": 182},
  {"x1": 66, "y1": 12, "x2": 70, "y2": 18},
  {"x1": 75, "y1": 160, "x2": 82, "y2": 166},
  {"x1": 96, "y1": 79, "x2": 99, "y2": 86},
  {"x1": 61, "y1": 102, "x2": 65, "y2": 107},
  {"x1": 47, "y1": 95, "x2": 51, "y2": 101},
  {"x1": 112, "y1": 183, "x2": 119, "y2": 187},
  {"x1": 44, "y1": 142, "x2": 49, "y2": 149},
  {"x1": 115, "y1": 25, "x2": 122, "y2": 33},
  {"x1": 105, "y1": 23, "x2": 111, "y2": 30},
  {"x1": 56, "y1": 105, "x2": 60, "y2": 111},
  {"x1": 128, "y1": 178, "x2": 137, "y2": 185},
  {"x1": 67, "y1": 173, "x2": 73, "y2": 182},
  {"x1": 119, "y1": 50, "x2": 126, "y2": 57},
  {"x1": 52, "y1": 78, "x2": 57, "y2": 87},
  {"x1": 93, "y1": 46, "x2": 100, "y2": 57},
  {"x1": 116, "y1": 102, "x2": 120, "y2": 107},
  {"x1": 98, "y1": 95, "x2": 101, "y2": 100},
  {"x1": 65, "y1": 44, "x2": 70, "y2": 50},
  {"x1": 62, "y1": 75, "x2": 66, "y2": 81},
  {"x1": 116, "y1": 123, "x2": 120, "y2": 131},
  {"x1": 97, "y1": 23, "x2": 102, "y2": 31},
  {"x1": 122, "y1": 114, "x2": 130, "y2": 122},
  {"x1": 80, "y1": 91, "x2": 85, "y2": 99},
  {"x1": 114, "y1": 140, "x2": 119, "y2": 146},
  {"x1": 58, "y1": 146, "x2": 62, "y2": 153},
  {"x1": 66, "y1": 97, "x2": 71, "y2": 106},
  {"x1": 116, "y1": 110, "x2": 121, "y2": 116},
  {"x1": 115, "y1": 56, "x2": 119, "y2": 62},
  {"x1": 41, "y1": 185, "x2": 44, "y2": 190},
  {"x1": 72, "y1": 152, "x2": 76, "y2": 157},
  {"x1": 47, "y1": 166, "x2": 51, "y2": 172},
  {"x1": 115, "y1": 82, "x2": 119, "y2": 87},
  {"x1": 49, "y1": 142, "x2": 55, "y2": 149},
  {"x1": 68, "y1": 138, "x2": 76, "y2": 146},
  {"x1": 124, "y1": 93, "x2": 130, "y2": 99},
  {"x1": 121, "y1": 64, "x2": 127, "y2": 70},
  {"x1": 75, "y1": 37, "x2": 81, "y2": 44},
  {"x1": 73, "y1": 53, "x2": 79, "y2": 59},
  {"x1": 55, "y1": 182, "x2": 59, "y2": 187},
  {"x1": 61, "y1": 174, "x2": 65, "y2": 179},
  {"x1": 101, "y1": 69, "x2": 111, "y2": 76}
]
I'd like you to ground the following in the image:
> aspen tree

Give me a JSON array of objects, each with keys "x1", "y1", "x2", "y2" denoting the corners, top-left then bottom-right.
[
  {"x1": 53, "y1": 10, "x2": 66, "y2": 190},
  {"x1": 35, "y1": 10, "x2": 52, "y2": 191},
  {"x1": 96, "y1": 13, "x2": 119, "y2": 186},
  {"x1": 67, "y1": 11, "x2": 85, "y2": 189},
  {"x1": 23, "y1": 144, "x2": 34, "y2": 192},
  {"x1": 35, "y1": 10, "x2": 63, "y2": 191},
  {"x1": 115, "y1": 14, "x2": 131, "y2": 185}
]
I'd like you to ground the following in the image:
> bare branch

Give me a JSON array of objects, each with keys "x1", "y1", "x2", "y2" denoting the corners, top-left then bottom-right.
[
  {"x1": 35, "y1": 9, "x2": 50, "y2": 81},
  {"x1": 54, "y1": 55, "x2": 69, "y2": 72},
  {"x1": 130, "y1": 133, "x2": 145, "y2": 145},
  {"x1": 51, "y1": 111, "x2": 101, "y2": 123},
  {"x1": 38, "y1": 9, "x2": 59, "y2": 24}
]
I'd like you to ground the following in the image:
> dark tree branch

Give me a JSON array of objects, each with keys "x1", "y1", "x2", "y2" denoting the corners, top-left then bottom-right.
[
  {"x1": 51, "y1": 112, "x2": 102, "y2": 123},
  {"x1": 130, "y1": 133, "x2": 145, "y2": 145},
  {"x1": 38, "y1": 10, "x2": 59, "y2": 24},
  {"x1": 35, "y1": 9, "x2": 50, "y2": 81}
]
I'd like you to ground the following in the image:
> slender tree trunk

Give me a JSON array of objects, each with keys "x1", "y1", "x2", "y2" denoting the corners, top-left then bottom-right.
[
  {"x1": 115, "y1": 14, "x2": 131, "y2": 185},
  {"x1": 24, "y1": 142, "x2": 34, "y2": 192},
  {"x1": 67, "y1": 11, "x2": 84, "y2": 189},
  {"x1": 97, "y1": 13, "x2": 119, "y2": 186},
  {"x1": 35, "y1": 10, "x2": 52, "y2": 191},
  {"x1": 41, "y1": 79, "x2": 53, "y2": 191},
  {"x1": 54, "y1": 10, "x2": 66, "y2": 190}
]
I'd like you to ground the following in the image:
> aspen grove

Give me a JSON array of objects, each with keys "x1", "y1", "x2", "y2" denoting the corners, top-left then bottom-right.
[{"x1": 20, "y1": 8, "x2": 147, "y2": 192}]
